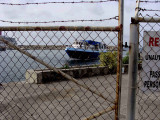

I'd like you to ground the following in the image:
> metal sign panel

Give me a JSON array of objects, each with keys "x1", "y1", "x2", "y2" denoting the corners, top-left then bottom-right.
[{"x1": 141, "y1": 31, "x2": 160, "y2": 91}]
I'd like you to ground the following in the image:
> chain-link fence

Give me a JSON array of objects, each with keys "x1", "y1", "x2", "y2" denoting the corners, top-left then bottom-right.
[
  {"x1": 133, "y1": 1, "x2": 160, "y2": 119},
  {"x1": 0, "y1": 26, "x2": 123, "y2": 120},
  {"x1": 138, "y1": 24, "x2": 160, "y2": 120}
]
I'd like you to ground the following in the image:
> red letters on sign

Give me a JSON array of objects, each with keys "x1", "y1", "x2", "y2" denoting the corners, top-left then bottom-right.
[
  {"x1": 149, "y1": 37, "x2": 154, "y2": 46},
  {"x1": 155, "y1": 37, "x2": 159, "y2": 46},
  {"x1": 149, "y1": 37, "x2": 160, "y2": 46}
]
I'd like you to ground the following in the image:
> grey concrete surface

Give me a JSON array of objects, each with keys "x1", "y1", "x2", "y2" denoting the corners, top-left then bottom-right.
[
  {"x1": 25, "y1": 67, "x2": 109, "y2": 84},
  {"x1": 0, "y1": 74, "x2": 129, "y2": 120}
]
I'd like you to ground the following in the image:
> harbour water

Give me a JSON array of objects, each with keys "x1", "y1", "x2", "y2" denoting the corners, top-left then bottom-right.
[
  {"x1": 0, "y1": 50, "x2": 128, "y2": 83},
  {"x1": 0, "y1": 50, "x2": 100, "y2": 83}
]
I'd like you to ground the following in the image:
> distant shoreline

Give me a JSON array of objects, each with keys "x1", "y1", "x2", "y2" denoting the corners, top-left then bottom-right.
[
  {"x1": 2, "y1": 45, "x2": 119, "y2": 51},
  {"x1": 17, "y1": 45, "x2": 118, "y2": 51},
  {"x1": 18, "y1": 45, "x2": 66, "y2": 50}
]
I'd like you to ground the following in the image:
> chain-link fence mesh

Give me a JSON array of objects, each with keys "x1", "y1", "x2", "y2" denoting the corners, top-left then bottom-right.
[
  {"x1": 0, "y1": 27, "x2": 122, "y2": 120},
  {"x1": 136, "y1": 1, "x2": 160, "y2": 119}
]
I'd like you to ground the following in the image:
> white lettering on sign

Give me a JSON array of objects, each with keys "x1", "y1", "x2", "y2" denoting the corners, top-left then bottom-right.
[{"x1": 141, "y1": 31, "x2": 160, "y2": 91}]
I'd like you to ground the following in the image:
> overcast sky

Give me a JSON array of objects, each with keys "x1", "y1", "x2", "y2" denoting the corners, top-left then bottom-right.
[{"x1": 0, "y1": 0, "x2": 157, "y2": 45}]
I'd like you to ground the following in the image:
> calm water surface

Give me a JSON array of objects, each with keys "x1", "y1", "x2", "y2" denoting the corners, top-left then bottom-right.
[{"x1": 0, "y1": 50, "x2": 99, "y2": 83}]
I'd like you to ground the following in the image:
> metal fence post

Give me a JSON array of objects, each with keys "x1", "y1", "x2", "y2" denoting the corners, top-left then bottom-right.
[
  {"x1": 127, "y1": 0, "x2": 140, "y2": 119},
  {"x1": 127, "y1": 23, "x2": 139, "y2": 120},
  {"x1": 115, "y1": 0, "x2": 124, "y2": 120}
]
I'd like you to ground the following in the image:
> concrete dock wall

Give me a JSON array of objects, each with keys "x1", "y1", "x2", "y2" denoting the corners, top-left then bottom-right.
[{"x1": 26, "y1": 66, "x2": 109, "y2": 84}]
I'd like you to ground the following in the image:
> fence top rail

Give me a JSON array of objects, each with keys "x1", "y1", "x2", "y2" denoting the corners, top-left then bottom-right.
[
  {"x1": 0, "y1": 26, "x2": 120, "y2": 31},
  {"x1": 131, "y1": 17, "x2": 160, "y2": 23}
]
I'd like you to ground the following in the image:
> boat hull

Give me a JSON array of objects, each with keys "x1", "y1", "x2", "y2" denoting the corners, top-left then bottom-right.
[{"x1": 65, "y1": 48, "x2": 100, "y2": 60}]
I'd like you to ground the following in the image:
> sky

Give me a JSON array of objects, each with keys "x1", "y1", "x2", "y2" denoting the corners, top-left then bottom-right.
[{"x1": 0, "y1": 0, "x2": 157, "y2": 45}]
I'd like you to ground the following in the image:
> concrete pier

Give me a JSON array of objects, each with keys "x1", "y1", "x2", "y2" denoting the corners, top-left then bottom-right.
[
  {"x1": 0, "y1": 74, "x2": 129, "y2": 120},
  {"x1": 25, "y1": 67, "x2": 109, "y2": 84}
]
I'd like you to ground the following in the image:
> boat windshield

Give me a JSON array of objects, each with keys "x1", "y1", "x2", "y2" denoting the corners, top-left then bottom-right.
[{"x1": 73, "y1": 41, "x2": 80, "y2": 44}]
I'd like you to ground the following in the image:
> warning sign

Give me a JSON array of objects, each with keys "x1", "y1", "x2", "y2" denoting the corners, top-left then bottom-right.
[{"x1": 141, "y1": 31, "x2": 160, "y2": 91}]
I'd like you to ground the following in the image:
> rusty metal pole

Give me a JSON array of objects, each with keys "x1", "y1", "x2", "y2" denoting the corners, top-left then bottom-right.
[
  {"x1": 115, "y1": 0, "x2": 124, "y2": 120},
  {"x1": 127, "y1": 1, "x2": 140, "y2": 120},
  {"x1": 0, "y1": 26, "x2": 121, "y2": 31}
]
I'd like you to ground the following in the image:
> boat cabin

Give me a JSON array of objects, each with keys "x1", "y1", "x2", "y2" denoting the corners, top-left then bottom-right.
[{"x1": 72, "y1": 40, "x2": 107, "y2": 51}]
